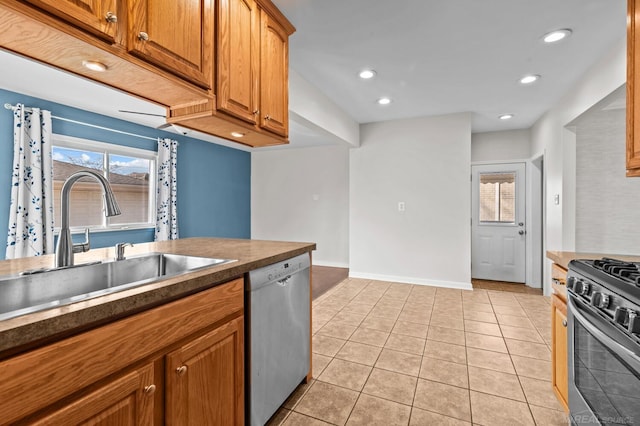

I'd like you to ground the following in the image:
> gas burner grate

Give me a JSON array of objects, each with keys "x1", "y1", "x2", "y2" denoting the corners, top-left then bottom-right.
[{"x1": 592, "y1": 258, "x2": 640, "y2": 286}]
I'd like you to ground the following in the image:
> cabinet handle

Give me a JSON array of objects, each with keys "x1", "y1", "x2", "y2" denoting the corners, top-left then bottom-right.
[
  {"x1": 562, "y1": 319, "x2": 567, "y2": 327},
  {"x1": 105, "y1": 12, "x2": 118, "y2": 23},
  {"x1": 138, "y1": 32, "x2": 150, "y2": 42},
  {"x1": 144, "y1": 384, "x2": 156, "y2": 395},
  {"x1": 176, "y1": 365, "x2": 187, "y2": 376}
]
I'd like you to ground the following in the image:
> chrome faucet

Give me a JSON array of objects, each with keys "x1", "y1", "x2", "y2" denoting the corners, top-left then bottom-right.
[
  {"x1": 55, "y1": 170, "x2": 121, "y2": 268},
  {"x1": 115, "y1": 242, "x2": 133, "y2": 261}
]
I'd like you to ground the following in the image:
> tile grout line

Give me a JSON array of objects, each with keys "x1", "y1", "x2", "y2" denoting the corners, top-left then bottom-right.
[{"x1": 288, "y1": 279, "x2": 555, "y2": 426}]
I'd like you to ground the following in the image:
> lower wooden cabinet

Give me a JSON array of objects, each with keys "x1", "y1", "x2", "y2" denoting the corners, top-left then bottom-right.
[
  {"x1": 0, "y1": 278, "x2": 244, "y2": 425},
  {"x1": 31, "y1": 364, "x2": 156, "y2": 426},
  {"x1": 166, "y1": 316, "x2": 244, "y2": 425},
  {"x1": 551, "y1": 293, "x2": 569, "y2": 412}
]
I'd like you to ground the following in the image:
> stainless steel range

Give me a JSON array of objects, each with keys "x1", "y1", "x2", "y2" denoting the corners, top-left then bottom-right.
[{"x1": 567, "y1": 258, "x2": 640, "y2": 425}]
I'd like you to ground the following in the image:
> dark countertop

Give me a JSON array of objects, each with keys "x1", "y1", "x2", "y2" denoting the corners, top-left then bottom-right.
[{"x1": 0, "y1": 237, "x2": 315, "y2": 357}]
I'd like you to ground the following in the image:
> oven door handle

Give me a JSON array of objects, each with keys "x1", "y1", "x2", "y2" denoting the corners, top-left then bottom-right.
[{"x1": 568, "y1": 296, "x2": 640, "y2": 371}]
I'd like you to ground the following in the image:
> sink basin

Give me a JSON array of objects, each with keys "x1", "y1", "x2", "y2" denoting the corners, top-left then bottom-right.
[{"x1": 0, "y1": 253, "x2": 235, "y2": 321}]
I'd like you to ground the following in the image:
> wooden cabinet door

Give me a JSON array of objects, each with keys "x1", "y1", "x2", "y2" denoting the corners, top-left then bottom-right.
[
  {"x1": 259, "y1": 11, "x2": 289, "y2": 137},
  {"x1": 551, "y1": 294, "x2": 569, "y2": 412},
  {"x1": 31, "y1": 363, "x2": 155, "y2": 425},
  {"x1": 217, "y1": 0, "x2": 260, "y2": 124},
  {"x1": 165, "y1": 316, "x2": 244, "y2": 425},
  {"x1": 23, "y1": 0, "x2": 119, "y2": 42},
  {"x1": 628, "y1": 0, "x2": 640, "y2": 176},
  {"x1": 128, "y1": 0, "x2": 214, "y2": 89}
]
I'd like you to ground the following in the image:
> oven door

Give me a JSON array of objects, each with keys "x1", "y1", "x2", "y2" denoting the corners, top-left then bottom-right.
[{"x1": 567, "y1": 295, "x2": 640, "y2": 425}]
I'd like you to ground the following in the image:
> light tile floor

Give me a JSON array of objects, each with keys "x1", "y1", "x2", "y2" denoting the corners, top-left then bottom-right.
[{"x1": 267, "y1": 278, "x2": 569, "y2": 426}]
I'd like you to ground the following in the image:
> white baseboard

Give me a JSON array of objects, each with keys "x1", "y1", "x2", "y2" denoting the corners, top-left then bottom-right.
[
  {"x1": 312, "y1": 260, "x2": 350, "y2": 268},
  {"x1": 348, "y1": 271, "x2": 473, "y2": 291}
]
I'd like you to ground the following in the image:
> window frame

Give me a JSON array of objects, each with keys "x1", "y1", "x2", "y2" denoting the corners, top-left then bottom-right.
[{"x1": 52, "y1": 134, "x2": 157, "y2": 234}]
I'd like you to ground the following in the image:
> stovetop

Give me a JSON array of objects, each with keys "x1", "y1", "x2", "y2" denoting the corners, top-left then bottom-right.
[
  {"x1": 592, "y1": 258, "x2": 640, "y2": 286},
  {"x1": 568, "y1": 258, "x2": 640, "y2": 338},
  {"x1": 570, "y1": 258, "x2": 640, "y2": 304}
]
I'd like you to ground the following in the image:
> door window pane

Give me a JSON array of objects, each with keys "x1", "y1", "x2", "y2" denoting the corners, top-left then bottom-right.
[{"x1": 479, "y1": 172, "x2": 515, "y2": 223}]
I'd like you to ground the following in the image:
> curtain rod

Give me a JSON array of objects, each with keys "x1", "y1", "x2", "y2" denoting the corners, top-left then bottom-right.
[{"x1": 4, "y1": 103, "x2": 160, "y2": 142}]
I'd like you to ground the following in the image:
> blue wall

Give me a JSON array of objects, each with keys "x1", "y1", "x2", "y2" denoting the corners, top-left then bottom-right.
[{"x1": 0, "y1": 89, "x2": 251, "y2": 260}]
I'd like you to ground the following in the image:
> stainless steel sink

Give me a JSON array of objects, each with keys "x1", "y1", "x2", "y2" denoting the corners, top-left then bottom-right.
[{"x1": 0, "y1": 253, "x2": 235, "y2": 321}]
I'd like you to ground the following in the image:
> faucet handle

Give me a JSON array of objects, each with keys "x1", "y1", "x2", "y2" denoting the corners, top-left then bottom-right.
[
  {"x1": 72, "y1": 228, "x2": 91, "y2": 254},
  {"x1": 115, "y1": 242, "x2": 133, "y2": 261}
]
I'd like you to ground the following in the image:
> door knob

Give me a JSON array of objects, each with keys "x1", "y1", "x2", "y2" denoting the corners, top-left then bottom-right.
[
  {"x1": 518, "y1": 222, "x2": 524, "y2": 226},
  {"x1": 518, "y1": 230, "x2": 525, "y2": 235}
]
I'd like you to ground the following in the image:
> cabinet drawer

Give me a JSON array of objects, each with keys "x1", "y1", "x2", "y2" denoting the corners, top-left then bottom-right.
[{"x1": 552, "y1": 263, "x2": 567, "y2": 286}]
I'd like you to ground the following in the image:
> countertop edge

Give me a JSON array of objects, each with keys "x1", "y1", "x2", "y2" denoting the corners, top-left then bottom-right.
[
  {"x1": 0, "y1": 238, "x2": 316, "y2": 357},
  {"x1": 546, "y1": 250, "x2": 640, "y2": 270}
]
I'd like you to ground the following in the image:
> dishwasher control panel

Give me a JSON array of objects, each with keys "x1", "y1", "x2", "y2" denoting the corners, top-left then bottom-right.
[
  {"x1": 267, "y1": 260, "x2": 305, "y2": 281},
  {"x1": 249, "y1": 253, "x2": 310, "y2": 290}
]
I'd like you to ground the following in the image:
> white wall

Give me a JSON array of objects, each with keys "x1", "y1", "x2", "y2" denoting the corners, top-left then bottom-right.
[
  {"x1": 531, "y1": 38, "x2": 626, "y2": 294},
  {"x1": 251, "y1": 145, "x2": 350, "y2": 267},
  {"x1": 289, "y1": 70, "x2": 360, "y2": 147},
  {"x1": 574, "y1": 91, "x2": 640, "y2": 254},
  {"x1": 471, "y1": 129, "x2": 531, "y2": 162},
  {"x1": 349, "y1": 113, "x2": 472, "y2": 289}
]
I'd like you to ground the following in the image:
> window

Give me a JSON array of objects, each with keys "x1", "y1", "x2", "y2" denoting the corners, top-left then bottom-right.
[
  {"x1": 52, "y1": 135, "x2": 156, "y2": 231},
  {"x1": 479, "y1": 172, "x2": 515, "y2": 223}
]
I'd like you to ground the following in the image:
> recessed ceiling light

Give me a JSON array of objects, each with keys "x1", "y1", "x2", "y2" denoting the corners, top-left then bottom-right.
[
  {"x1": 519, "y1": 74, "x2": 540, "y2": 85},
  {"x1": 377, "y1": 97, "x2": 391, "y2": 105},
  {"x1": 231, "y1": 131, "x2": 245, "y2": 138},
  {"x1": 359, "y1": 69, "x2": 376, "y2": 79},
  {"x1": 543, "y1": 29, "x2": 572, "y2": 43},
  {"x1": 82, "y1": 60, "x2": 107, "y2": 72},
  {"x1": 499, "y1": 114, "x2": 514, "y2": 120}
]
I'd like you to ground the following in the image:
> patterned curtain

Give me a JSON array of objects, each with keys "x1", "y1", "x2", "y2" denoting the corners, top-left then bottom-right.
[
  {"x1": 5, "y1": 104, "x2": 55, "y2": 259},
  {"x1": 155, "y1": 138, "x2": 179, "y2": 241}
]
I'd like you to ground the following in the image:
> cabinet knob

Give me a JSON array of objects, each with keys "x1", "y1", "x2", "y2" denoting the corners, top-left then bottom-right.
[
  {"x1": 138, "y1": 32, "x2": 150, "y2": 42},
  {"x1": 264, "y1": 114, "x2": 271, "y2": 121},
  {"x1": 253, "y1": 110, "x2": 260, "y2": 115},
  {"x1": 144, "y1": 384, "x2": 156, "y2": 395},
  {"x1": 176, "y1": 365, "x2": 187, "y2": 376},
  {"x1": 105, "y1": 12, "x2": 118, "y2": 23},
  {"x1": 562, "y1": 319, "x2": 567, "y2": 327}
]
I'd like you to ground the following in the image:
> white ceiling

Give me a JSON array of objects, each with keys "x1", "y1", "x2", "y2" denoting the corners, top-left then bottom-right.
[
  {"x1": 0, "y1": 0, "x2": 628, "y2": 150},
  {"x1": 272, "y1": 0, "x2": 627, "y2": 133}
]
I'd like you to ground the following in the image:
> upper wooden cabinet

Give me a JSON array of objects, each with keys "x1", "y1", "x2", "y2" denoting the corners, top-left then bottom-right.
[
  {"x1": 0, "y1": 0, "x2": 294, "y2": 147},
  {"x1": 216, "y1": 0, "x2": 260, "y2": 124},
  {"x1": 0, "y1": 0, "x2": 209, "y2": 107},
  {"x1": 260, "y1": 10, "x2": 289, "y2": 137},
  {"x1": 628, "y1": 0, "x2": 640, "y2": 176},
  {"x1": 22, "y1": 0, "x2": 120, "y2": 43},
  {"x1": 128, "y1": 0, "x2": 214, "y2": 90},
  {"x1": 169, "y1": 0, "x2": 295, "y2": 146}
]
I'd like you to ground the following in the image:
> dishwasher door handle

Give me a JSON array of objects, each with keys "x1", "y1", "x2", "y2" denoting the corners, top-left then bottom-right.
[{"x1": 277, "y1": 276, "x2": 292, "y2": 286}]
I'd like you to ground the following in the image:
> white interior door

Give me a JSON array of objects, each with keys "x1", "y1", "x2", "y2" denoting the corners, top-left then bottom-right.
[{"x1": 471, "y1": 163, "x2": 526, "y2": 283}]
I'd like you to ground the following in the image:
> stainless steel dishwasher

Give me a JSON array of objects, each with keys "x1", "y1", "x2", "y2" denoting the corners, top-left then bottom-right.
[{"x1": 246, "y1": 253, "x2": 311, "y2": 426}]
